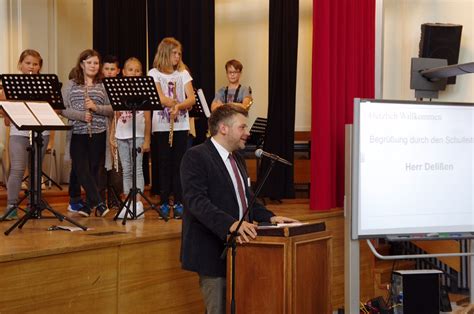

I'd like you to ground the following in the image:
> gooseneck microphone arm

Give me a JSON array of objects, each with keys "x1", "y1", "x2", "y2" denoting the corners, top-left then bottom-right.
[{"x1": 255, "y1": 148, "x2": 293, "y2": 166}]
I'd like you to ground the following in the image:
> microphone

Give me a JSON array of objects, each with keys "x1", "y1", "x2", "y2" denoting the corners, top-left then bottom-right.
[{"x1": 255, "y1": 149, "x2": 292, "y2": 166}]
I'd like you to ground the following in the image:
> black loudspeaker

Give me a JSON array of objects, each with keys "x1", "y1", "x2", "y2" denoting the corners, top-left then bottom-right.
[
  {"x1": 391, "y1": 270, "x2": 442, "y2": 314},
  {"x1": 419, "y1": 23, "x2": 462, "y2": 84}
]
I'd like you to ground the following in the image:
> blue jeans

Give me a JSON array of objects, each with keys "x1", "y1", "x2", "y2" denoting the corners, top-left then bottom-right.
[{"x1": 117, "y1": 137, "x2": 144, "y2": 194}]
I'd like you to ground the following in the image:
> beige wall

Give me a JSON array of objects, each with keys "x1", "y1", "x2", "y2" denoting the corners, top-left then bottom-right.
[
  {"x1": 382, "y1": 0, "x2": 474, "y2": 102},
  {"x1": 0, "y1": 0, "x2": 11, "y2": 74},
  {"x1": 56, "y1": 0, "x2": 92, "y2": 83},
  {"x1": 296, "y1": 0, "x2": 313, "y2": 131},
  {"x1": 2, "y1": 0, "x2": 56, "y2": 73}
]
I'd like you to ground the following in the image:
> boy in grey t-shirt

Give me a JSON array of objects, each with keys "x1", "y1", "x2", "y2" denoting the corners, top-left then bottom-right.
[{"x1": 211, "y1": 59, "x2": 253, "y2": 112}]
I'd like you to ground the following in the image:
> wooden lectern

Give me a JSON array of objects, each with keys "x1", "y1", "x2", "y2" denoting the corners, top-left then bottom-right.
[{"x1": 227, "y1": 222, "x2": 332, "y2": 314}]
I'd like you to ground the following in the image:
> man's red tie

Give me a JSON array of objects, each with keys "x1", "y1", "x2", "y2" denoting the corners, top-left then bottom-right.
[{"x1": 229, "y1": 154, "x2": 249, "y2": 221}]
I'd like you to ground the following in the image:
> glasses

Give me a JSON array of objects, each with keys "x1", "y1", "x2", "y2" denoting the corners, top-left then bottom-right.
[{"x1": 227, "y1": 71, "x2": 241, "y2": 75}]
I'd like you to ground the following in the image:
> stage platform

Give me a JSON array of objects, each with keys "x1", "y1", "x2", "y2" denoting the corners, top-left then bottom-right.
[{"x1": 0, "y1": 186, "x2": 369, "y2": 312}]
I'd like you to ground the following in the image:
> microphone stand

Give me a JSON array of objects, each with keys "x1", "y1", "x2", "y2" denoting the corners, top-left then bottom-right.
[{"x1": 220, "y1": 158, "x2": 277, "y2": 314}]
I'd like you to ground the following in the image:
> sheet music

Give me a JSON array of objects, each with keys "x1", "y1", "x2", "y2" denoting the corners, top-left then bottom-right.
[
  {"x1": 26, "y1": 101, "x2": 64, "y2": 126},
  {"x1": 197, "y1": 89, "x2": 211, "y2": 118},
  {"x1": 0, "y1": 101, "x2": 40, "y2": 127},
  {"x1": 257, "y1": 222, "x2": 306, "y2": 229}
]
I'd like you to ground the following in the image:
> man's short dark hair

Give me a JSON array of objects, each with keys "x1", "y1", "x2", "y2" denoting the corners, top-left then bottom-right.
[{"x1": 208, "y1": 104, "x2": 248, "y2": 136}]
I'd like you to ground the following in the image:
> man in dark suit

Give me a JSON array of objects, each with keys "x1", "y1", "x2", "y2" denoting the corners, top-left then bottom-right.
[{"x1": 180, "y1": 104, "x2": 295, "y2": 314}]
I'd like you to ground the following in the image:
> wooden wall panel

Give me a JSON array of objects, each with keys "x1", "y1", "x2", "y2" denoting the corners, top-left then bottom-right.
[
  {"x1": 0, "y1": 247, "x2": 118, "y2": 313},
  {"x1": 294, "y1": 238, "x2": 331, "y2": 314},
  {"x1": 231, "y1": 244, "x2": 285, "y2": 314},
  {"x1": 118, "y1": 239, "x2": 204, "y2": 314}
]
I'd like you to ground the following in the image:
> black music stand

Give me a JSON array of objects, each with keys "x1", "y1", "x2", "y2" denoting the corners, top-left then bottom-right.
[
  {"x1": 190, "y1": 88, "x2": 211, "y2": 118},
  {"x1": 1, "y1": 74, "x2": 64, "y2": 190},
  {"x1": 103, "y1": 76, "x2": 168, "y2": 224},
  {"x1": 0, "y1": 74, "x2": 87, "y2": 235},
  {"x1": 0, "y1": 101, "x2": 87, "y2": 235}
]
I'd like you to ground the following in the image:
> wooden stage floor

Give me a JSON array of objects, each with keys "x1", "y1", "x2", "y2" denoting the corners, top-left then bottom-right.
[{"x1": 0, "y1": 186, "x2": 351, "y2": 313}]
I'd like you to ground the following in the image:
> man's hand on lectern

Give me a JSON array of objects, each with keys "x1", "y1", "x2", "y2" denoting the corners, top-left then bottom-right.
[
  {"x1": 270, "y1": 216, "x2": 298, "y2": 224},
  {"x1": 230, "y1": 221, "x2": 257, "y2": 244}
]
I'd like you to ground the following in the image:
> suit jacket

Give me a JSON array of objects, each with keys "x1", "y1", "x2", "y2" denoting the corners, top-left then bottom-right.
[{"x1": 180, "y1": 139, "x2": 274, "y2": 277}]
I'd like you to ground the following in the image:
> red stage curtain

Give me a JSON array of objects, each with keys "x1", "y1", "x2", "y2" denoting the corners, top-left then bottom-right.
[{"x1": 310, "y1": 0, "x2": 375, "y2": 210}]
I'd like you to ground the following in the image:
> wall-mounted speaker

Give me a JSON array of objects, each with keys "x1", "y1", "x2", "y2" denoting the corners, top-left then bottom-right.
[{"x1": 419, "y1": 23, "x2": 462, "y2": 84}]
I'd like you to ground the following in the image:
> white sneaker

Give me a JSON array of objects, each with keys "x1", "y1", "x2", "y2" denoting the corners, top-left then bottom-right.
[
  {"x1": 117, "y1": 202, "x2": 145, "y2": 220},
  {"x1": 136, "y1": 201, "x2": 145, "y2": 220}
]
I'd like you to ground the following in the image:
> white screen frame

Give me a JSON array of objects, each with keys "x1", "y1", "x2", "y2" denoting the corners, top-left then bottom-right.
[{"x1": 352, "y1": 98, "x2": 474, "y2": 239}]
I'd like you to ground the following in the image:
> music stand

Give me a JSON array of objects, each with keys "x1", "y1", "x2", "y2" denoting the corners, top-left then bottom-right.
[
  {"x1": 0, "y1": 74, "x2": 86, "y2": 235},
  {"x1": 0, "y1": 100, "x2": 87, "y2": 235},
  {"x1": 190, "y1": 88, "x2": 211, "y2": 118},
  {"x1": 103, "y1": 76, "x2": 168, "y2": 224},
  {"x1": 1, "y1": 74, "x2": 64, "y2": 189},
  {"x1": 248, "y1": 117, "x2": 267, "y2": 148}
]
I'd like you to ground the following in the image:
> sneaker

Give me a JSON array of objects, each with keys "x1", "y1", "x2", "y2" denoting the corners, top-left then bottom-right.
[
  {"x1": 118, "y1": 202, "x2": 145, "y2": 220},
  {"x1": 117, "y1": 208, "x2": 130, "y2": 219},
  {"x1": 3, "y1": 205, "x2": 18, "y2": 221},
  {"x1": 173, "y1": 203, "x2": 183, "y2": 219},
  {"x1": 159, "y1": 203, "x2": 170, "y2": 220},
  {"x1": 78, "y1": 206, "x2": 91, "y2": 217},
  {"x1": 95, "y1": 203, "x2": 110, "y2": 217},
  {"x1": 136, "y1": 201, "x2": 145, "y2": 219},
  {"x1": 68, "y1": 200, "x2": 85, "y2": 213}
]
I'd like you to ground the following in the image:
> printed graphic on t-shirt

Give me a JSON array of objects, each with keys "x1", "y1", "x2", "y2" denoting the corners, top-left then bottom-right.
[
  {"x1": 226, "y1": 91, "x2": 236, "y2": 103},
  {"x1": 157, "y1": 80, "x2": 186, "y2": 124},
  {"x1": 119, "y1": 111, "x2": 133, "y2": 124}
]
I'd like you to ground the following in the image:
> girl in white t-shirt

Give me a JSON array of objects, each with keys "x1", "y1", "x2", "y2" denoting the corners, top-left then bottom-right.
[
  {"x1": 148, "y1": 37, "x2": 195, "y2": 219},
  {"x1": 110, "y1": 57, "x2": 151, "y2": 218}
]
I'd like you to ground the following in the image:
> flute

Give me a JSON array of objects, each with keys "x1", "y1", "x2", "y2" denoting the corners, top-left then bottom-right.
[
  {"x1": 83, "y1": 63, "x2": 92, "y2": 138},
  {"x1": 168, "y1": 115, "x2": 174, "y2": 147},
  {"x1": 85, "y1": 85, "x2": 92, "y2": 138},
  {"x1": 113, "y1": 115, "x2": 119, "y2": 172},
  {"x1": 168, "y1": 85, "x2": 178, "y2": 147}
]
